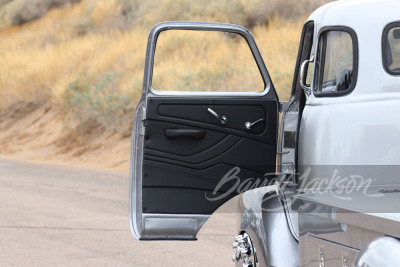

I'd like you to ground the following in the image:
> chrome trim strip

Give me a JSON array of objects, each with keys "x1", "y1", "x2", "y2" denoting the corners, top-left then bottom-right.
[
  {"x1": 141, "y1": 214, "x2": 210, "y2": 240},
  {"x1": 129, "y1": 100, "x2": 146, "y2": 240},
  {"x1": 150, "y1": 86, "x2": 270, "y2": 97}
]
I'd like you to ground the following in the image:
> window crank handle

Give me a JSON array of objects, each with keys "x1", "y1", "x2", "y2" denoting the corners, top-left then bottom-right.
[
  {"x1": 207, "y1": 108, "x2": 227, "y2": 125},
  {"x1": 245, "y1": 118, "x2": 264, "y2": 130}
]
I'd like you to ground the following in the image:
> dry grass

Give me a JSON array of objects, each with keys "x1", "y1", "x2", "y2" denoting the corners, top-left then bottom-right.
[
  {"x1": 0, "y1": 2, "x2": 145, "y2": 103},
  {"x1": 0, "y1": 0, "x2": 304, "y2": 108},
  {"x1": 153, "y1": 30, "x2": 265, "y2": 93},
  {"x1": 0, "y1": 0, "x2": 334, "y2": 169},
  {"x1": 254, "y1": 18, "x2": 305, "y2": 100},
  {"x1": 151, "y1": 18, "x2": 302, "y2": 101},
  {"x1": 0, "y1": 0, "x2": 334, "y2": 163}
]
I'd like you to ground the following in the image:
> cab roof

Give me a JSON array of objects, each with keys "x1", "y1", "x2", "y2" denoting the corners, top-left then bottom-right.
[{"x1": 309, "y1": 0, "x2": 400, "y2": 32}]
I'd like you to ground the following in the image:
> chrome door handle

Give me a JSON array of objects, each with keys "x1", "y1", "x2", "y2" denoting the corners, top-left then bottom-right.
[
  {"x1": 245, "y1": 118, "x2": 264, "y2": 130},
  {"x1": 207, "y1": 108, "x2": 227, "y2": 125}
]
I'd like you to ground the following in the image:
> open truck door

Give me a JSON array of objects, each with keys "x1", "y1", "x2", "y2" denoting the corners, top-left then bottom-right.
[{"x1": 129, "y1": 22, "x2": 279, "y2": 240}]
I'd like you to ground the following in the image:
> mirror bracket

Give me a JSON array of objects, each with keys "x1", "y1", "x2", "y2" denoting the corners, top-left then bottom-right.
[{"x1": 300, "y1": 57, "x2": 314, "y2": 96}]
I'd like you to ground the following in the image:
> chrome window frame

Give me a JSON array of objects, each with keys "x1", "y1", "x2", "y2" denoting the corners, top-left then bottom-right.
[
  {"x1": 313, "y1": 26, "x2": 359, "y2": 98},
  {"x1": 382, "y1": 21, "x2": 400, "y2": 76},
  {"x1": 148, "y1": 22, "x2": 271, "y2": 96}
]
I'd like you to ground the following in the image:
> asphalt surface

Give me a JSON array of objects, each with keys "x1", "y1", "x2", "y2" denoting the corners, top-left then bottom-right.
[{"x1": 0, "y1": 158, "x2": 238, "y2": 266}]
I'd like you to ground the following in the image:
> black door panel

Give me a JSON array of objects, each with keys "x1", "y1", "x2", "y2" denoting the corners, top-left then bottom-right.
[
  {"x1": 145, "y1": 137, "x2": 275, "y2": 170},
  {"x1": 142, "y1": 96, "x2": 278, "y2": 214},
  {"x1": 147, "y1": 97, "x2": 277, "y2": 143},
  {"x1": 145, "y1": 120, "x2": 230, "y2": 157},
  {"x1": 142, "y1": 187, "x2": 235, "y2": 214},
  {"x1": 158, "y1": 103, "x2": 267, "y2": 134},
  {"x1": 164, "y1": 129, "x2": 206, "y2": 140}
]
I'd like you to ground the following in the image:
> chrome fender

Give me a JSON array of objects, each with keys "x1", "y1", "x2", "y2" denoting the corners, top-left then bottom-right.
[
  {"x1": 354, "y1": 237, "x2": 400, "y2": 267},
  {"x1": 235, "y1": 186, "x2": 299, "y2": 267}
]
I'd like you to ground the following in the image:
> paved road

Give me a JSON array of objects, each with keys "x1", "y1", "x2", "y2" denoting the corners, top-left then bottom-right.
[{"x1": 0, "y1": 158, "x2": 238, "y2": 266}]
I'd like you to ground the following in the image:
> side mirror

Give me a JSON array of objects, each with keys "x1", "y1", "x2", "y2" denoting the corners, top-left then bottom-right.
[{"x1": 300, "y1": 58, "x2": 314, "y2": 96}]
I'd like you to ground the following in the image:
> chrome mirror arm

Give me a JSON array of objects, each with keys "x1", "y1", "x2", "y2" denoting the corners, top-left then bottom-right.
[{"x1": 300, "y1": 57, "x2": 314, "y2": 96}]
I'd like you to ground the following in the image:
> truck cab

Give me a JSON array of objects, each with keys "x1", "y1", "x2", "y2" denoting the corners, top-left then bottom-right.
[{"x1": 129, "y1": 0, "x2": 400, "y2": 266}]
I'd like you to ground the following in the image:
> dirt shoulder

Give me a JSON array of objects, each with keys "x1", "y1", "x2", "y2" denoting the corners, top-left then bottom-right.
[{"x1": 0, "y1": 102, "x2": 131, "y2": 172}]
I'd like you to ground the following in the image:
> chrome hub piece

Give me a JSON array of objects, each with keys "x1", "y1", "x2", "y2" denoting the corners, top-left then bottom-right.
[{"x1": 232, "y1": 233, "x2": 256, "y2": 267}]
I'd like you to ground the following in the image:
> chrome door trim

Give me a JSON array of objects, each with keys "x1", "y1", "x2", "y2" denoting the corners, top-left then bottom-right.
[
  {"x1": 129, "y1": 100, "x2": 146, "y2": 240},
  {"x1": 140, "y1": 214, "x2": 210, "y2": 240}
]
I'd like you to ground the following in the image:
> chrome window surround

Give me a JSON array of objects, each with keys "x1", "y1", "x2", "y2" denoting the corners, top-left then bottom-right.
[
  {"x1": 146, "y1": 22, "x2": 275, "y2": 97},
  {"x1": 382, "y1": 21, "x2": 400, "y2": 76},
  {"x1": 313, "y1": 26, "x2": 359, "y2": 97}
]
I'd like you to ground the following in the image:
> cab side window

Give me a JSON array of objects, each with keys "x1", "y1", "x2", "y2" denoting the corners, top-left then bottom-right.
[
  {"x1": 314, "y1": 28, "x2": 358, "y2": 96},
  {"x1": 383, "y1": 22, "x2": 400, "y2": 75}
]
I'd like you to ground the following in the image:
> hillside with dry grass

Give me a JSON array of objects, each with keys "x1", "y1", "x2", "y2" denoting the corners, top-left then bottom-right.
[{"x1": 0, "y1": 0, "x2": 333, "y2": 171}]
